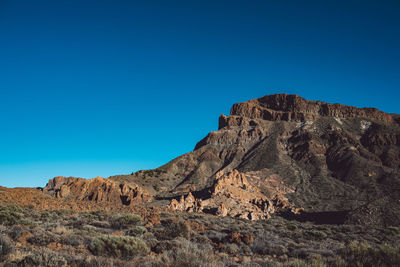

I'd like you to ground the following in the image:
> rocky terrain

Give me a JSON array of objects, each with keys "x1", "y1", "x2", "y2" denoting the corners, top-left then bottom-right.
[{"x1": 1, "y1": 93, "x2": 400, "y2": 266}]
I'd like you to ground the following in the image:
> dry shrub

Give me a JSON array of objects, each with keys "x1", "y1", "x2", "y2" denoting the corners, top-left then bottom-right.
[
  {"x1": 0, "y1": 235, "x2": 15, "y2": 261},
  {"x1": 338, "y1": 241, "x2": 400, "y2": 267},
  {"x1": 88, "y1": 234, "x2": 150, "y2": 260},
  {"x1": 111, "y1": 213, "x2": 142, "y2": 229},
  {"x1": 160, "y1": 238, "x2": 223, "y2": 267},
  {"x1": 156, "y1": 218, "x2": 191, "y2": 240}
]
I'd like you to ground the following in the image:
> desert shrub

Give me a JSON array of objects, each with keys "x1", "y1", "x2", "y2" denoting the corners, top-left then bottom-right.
[
  {"x1": 0, "y1": 205, "x2": 23, "y2": 226},
  {"x1": 306, "y1": 254, "x2": 328, "y2": 267},
  {"x1": 126, "y1": 225, "x2": 147, "y2": 237},
  {"x1": 191, "y1": 233, "x2": 211, "y2": 244},
  {"x1": 90, "y1": 220, "x2": 111, "y2": 228},
  {"x1": 83, "y1": 255, "x2": 128, "y2": 267},
  {"x1": 205, "y1": 229, "x2": 227, "y2": 243},
  {"x1": 82, "y1": 224, "x2": 100, "y2": 233},
  {"x1": 153, "y1": 239, "x2": 180, "y2": 254},
  {"x1": 242, "y1": 259, "x2": 279, "y2": 267},
  {"x1": 251, "y1": 233, "x2": 287, "y2": 256},
  {"x1": 222, "y1": 243, "x2": 239, "y2": 254},
  {"x1": 88, "y1": 234, "x2": 150, "y2": 259},
  {"x1": 40, "y1": 210, "x2": 60, "y2": 222},
  {"x1": 338, "y1": 241, "x2": 400, "y2": 267},
  {"x1": 156, "y1": 218, "x2": 190, "y2": 240},
  {"x1": 303, "y1": 230, "x2": 328, "y2": 240},
  {"x1": 260, "y1": 244, "x2": 287, "y2": 256},
  {"x1": 0, "y1": 235, "x2": 15, "y2": 261},
  {"x1": 18, "y1": 248, "x2": 67, "y2": 267},
  {"x1": 291, "y1": 247, "x2": 334, "y2": 259},
  {"x1": 160, "y1": 239, "x2": 222, "y2": 267},
  {"x1": 111, "y1": 213, "x2": 142, "y2": 229},
  {"x1": 59, "y1": 233, "x2": 85, "y2": 246},
  {"x1": 141, "y1": 231, "x2": 158, "y2": 248},
  {"x1": 27, "y1": 228, "x2": 59, "y2": 246},
  {"x1": 55, "y1": 209, "x2": 73, "y2": 217},
  {"x1": 282, "y1": 259, "x2": 309, "y2": 267},
  {"x1": 285, "y1": 222, "x2": 298, "y2": 231},
  {"x1": 384, "y1": 226, "x2": 400, "y2": 235},
  {"x1": 8, "y1": 225, "x2": 24, "y2": 240}
]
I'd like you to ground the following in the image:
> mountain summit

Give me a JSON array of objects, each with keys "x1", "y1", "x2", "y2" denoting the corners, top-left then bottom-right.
[{"x1": 45, "y1": 94, "x2": 400, "y2": 225}]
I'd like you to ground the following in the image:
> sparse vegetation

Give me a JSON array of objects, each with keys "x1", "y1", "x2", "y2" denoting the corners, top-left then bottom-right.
[{"x1": 0, "y1": 206, "x2": 399, "y2": 266}]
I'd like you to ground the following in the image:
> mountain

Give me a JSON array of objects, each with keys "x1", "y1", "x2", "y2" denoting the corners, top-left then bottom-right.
[{"x1": 44, "y1": 94, "x2": 400, "y2": 226}]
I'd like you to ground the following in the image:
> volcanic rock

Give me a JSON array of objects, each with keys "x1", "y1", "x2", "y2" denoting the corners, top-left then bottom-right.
[
  {"x1": 43, "y1": 176, "x2": 152, "y2": 206},
  {"x1": 168, "y1": 169, "x2": 295, "y2": 220}
]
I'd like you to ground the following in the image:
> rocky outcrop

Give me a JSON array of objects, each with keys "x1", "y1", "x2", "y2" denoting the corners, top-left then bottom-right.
[
  {"x1": 168, "y1": 192, "x2": 203, "y2": 213},
  {"x1": 43, "y1": 176, "x2": 152, "y2": 206},
  {"x1": 169, "y1": 170, "x2": 296, "y2": 220}
]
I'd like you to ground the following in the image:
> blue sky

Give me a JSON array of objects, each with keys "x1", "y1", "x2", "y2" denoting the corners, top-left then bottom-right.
[{"x1": 1, "y1": 0, "x2": 399, "y2": 187}]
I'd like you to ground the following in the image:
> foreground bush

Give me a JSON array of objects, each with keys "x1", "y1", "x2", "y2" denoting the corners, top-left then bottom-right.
[
  {"x1": 160, "y1": 238, "x2": 225, "y2": 267},
  {"x1": 88, "y1": 234, "x2": 150, "y2": 259},
  {"x1": 338, "y1": 241, "x2": 400, "y2": 267},
  {"x1": 0, "y1": 235, "x2": 14, "y2": 261},
  {"x1": 18, "y1": 248, "x2": 68, "y2": 267}
]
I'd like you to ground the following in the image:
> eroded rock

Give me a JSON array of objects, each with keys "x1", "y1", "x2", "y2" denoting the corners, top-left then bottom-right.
[
  {"x1": 43, "y1": 176, "x2": 152, "y2": 207},
  {"x1": 169, "y1": 169, "x2": 295, "y2": 220}
]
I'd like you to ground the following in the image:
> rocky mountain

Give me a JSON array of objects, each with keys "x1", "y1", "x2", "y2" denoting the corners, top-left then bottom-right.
[{"x1": 44, "y1": 94, "x2": 400, "y2": 226}]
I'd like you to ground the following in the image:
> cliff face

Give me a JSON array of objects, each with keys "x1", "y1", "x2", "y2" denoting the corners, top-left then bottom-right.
[
  {"x1": 46, "y1": 94, "x2": 400, "y2": 225},
  {"x1": 228, "y1": 94, "x2": 395, "y2": 124}
]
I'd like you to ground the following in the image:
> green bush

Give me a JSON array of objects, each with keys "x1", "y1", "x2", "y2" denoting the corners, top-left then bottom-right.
[
  {"x1": 126, "y1": 225, "x2": 147, "y2": 237},
  {"x1": 88, "y1": 234, "x2": 150, "y2": 259},
  {"x1": 0, "y1": 205, "x2": 23, "y2": 226},
  {"x1": 111, "y1": 213, "x2": 142, "y2": 229}
]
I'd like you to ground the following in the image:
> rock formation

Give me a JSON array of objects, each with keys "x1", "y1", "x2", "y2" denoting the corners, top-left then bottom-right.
[
  {"x1": 43, "y1": 176, "x2": 152, "y2": 206},
  {"x1": 168, "y1": 169, "x2": 297, "y2": 220}
]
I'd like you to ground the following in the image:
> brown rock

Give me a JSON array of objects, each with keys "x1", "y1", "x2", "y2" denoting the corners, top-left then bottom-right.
[
  {"x1": 43, "y1": 176, "x2": 152, "y2": 207},
  {"x1": 169, "y1": 169, "x2": 294, "y2": 220},
  {"x1": 229, "y1": 94, "x2": 395, "y2": 124},
  {"x1": 168, "y1": 192, "x2": 203, "y2": 212},
  {"x1": 216, "y1": 203, "x2": 228, "y2": 217}
]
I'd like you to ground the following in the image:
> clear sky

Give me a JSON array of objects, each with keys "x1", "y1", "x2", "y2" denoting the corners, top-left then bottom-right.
[{"x1": 1, "y1": 0, "x2": 399, "y2": 188}]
